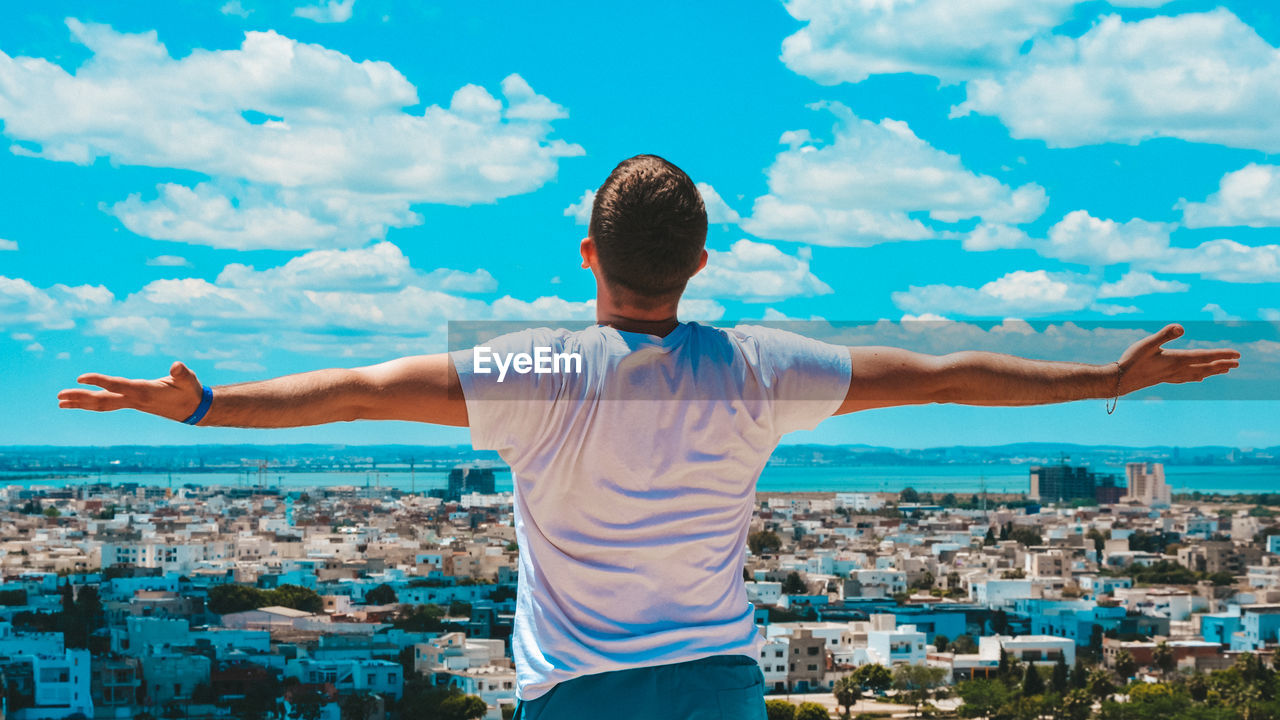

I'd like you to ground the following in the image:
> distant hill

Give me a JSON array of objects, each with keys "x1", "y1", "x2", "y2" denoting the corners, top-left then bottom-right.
[{"x1": 0, "y1": 442, "x2": 1274, "y2": 472}]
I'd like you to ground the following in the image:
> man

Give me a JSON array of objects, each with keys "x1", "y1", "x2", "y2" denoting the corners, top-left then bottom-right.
[{"x1": 61, "y1": 155, "x2": 1238, "y2": 719}]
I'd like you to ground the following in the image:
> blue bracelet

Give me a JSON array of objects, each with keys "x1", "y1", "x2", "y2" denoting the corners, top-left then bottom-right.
[{"x1": 183, "y1": 385, "x2": 214, "y2": 425}]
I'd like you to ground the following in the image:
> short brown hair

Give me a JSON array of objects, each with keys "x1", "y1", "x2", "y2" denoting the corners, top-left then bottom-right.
[{"x1": 589, "y1": 155, "x2": 707, "y2": 307}]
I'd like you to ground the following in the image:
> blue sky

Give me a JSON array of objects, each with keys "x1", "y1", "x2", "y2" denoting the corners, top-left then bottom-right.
[{"x1": 2, "y1": 0, "x2": 1278, "y2": 448}]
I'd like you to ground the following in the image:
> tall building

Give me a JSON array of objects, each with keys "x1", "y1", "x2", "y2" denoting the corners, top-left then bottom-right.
[
  {"x1": 1121, "y1": 462, "x2": 1171, "y2": 506},
  {"x1": 446, "y1": 465, "x2": 496, "y2": 502},
  {"x1": 1029, "y1": 464, "x2": 1095, "y2": 503},
  {"x1": 1029, "y1": 463, "x2": 1124, "y2": 504}
]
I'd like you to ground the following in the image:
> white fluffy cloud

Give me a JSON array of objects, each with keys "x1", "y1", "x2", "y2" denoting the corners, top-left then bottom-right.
[
  {"x1": 1044, "y1": 211, "x2": 1174, "y2": 265},
  {"x1": 780, "y1": 0, "x2": 1078, "y2": 85},
  {"x1": 0, "y1": 21, "x2": 581, "y2": 249},
  {"x1": 6, "y1": 243, "x2": 586, "y2": 359},
  {"x1": 146, "y1": 255, "x2": 192, "y2": 267},
  {"x1": 966, "y1": 209, "x2": 1280, "y2": 283},
  {"x1": 687, "y1": 239, "x2": 832, "y2": 303},
  {"x1": 562, "y1": 182, "x2": 740, "y2": 227},
  {"x1": 293, "y1": 0, "x2": 354, "y2": 23},
  {"x1": 220, "y1": 1, "x2": 251, "y2": 18},
  {"x1": 953, "y1": 10, "x2": 1280, "y2": 151},
  {"x1": 892, "y1": 270, "x2": 1097, "y2": 317},
  {"x1": 1096, "y1": 271, "x2": 1188, "y2": 298},
  {"x1": 564, "y1": 189, "x2": 594, "y2": 225},
  {"x1": 780, "y1": 0, "x2": 1178, "y2": 86},
  {"x1": 1152, "y1": 240, "x2": 1280, "y2": 283},
  {"x1": 0, "y1": 239, "x2": 16, "y2": 251},
  {"x1": 962, "y1": 223, "x2": 1031, "y2": 251},
  {"x1": 697, "y1": 183, "x2": 742, "y2": 225},
  {"x1": 1180, "y1": 164, "x2": 1280, "y2": 228},
  {"x1": 0, "y1": 276, "x2": 114, "y2": 330},
  {"x1": 741, "y1": 104, "x2": 1047, "y2": 246}
]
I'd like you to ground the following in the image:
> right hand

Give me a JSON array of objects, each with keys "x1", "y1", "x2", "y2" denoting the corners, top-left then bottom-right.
[{"x1": 58, "y1": 361, "x2": 205, "y2": 421}]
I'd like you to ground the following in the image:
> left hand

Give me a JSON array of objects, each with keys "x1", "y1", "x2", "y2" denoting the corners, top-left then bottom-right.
[{"x1": 1116, "y1": 324, "x2": 1240, "y2": 395}]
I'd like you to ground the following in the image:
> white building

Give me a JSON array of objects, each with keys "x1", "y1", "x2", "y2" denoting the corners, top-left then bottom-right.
[
  {"x1": 866, "y1": 616, "x2": 926, "y2": 666},
  {"x1": 3, "y1": 648, "x2": 94, "y2": 720},
  {"x1": 1122, "y1": 463, "x2": 1171, "y2": 507},
  {"x1": 745, "y1": 581, "x2": 782, "y2": 606},
  {"x1": 979, "y1": 635, "x2": 1075, "y2": 667},
  {"x1": 286, "y1": 658, "x2": 403, "y2": 700},
  {"x1": 757, "y1": 638, "x2": 790, "y2": 692},
  {"x1": 835, "y1": 493, "x2": 885, "y2": 512},
  {"x1": 414, "y1": 632, "x2": 506, "y2": 674}
]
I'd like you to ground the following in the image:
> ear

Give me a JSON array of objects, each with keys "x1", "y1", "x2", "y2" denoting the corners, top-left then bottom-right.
[
  {"x1": 689, "y1": 248, "x2": 709, "y2": 277},
  {"x1": 580, "y1": 237, "x2": 595, "y2": 269}
]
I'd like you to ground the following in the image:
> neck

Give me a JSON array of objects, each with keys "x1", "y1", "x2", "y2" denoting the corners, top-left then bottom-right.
[
  {"x1": 594, "y1": 279, "x2": 680, "y2": 336},
  {"x1": 596, "y1": 310, "x2": 680, "y2": 337}
]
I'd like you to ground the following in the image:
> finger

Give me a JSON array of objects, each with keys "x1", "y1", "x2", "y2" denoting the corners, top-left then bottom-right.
[
  {"x1": 1165, "y1": 348, "x2": 1241, "y2": 361},
  {"x1": 76, "y1": 373, "x2": 150, "y2": 394},
  {"x1": 171, "y1": 361, "x2": 193, "y2": 380},
  {"x1": 57, "y1": 389, "x2": 128, "y2": 411},
  {"x1": 1144, "y1": 323, "x2": 1184, "y2": 352},
  {"x1": 1177, "y1": 359, "x2": 1239, "y2": 382}
]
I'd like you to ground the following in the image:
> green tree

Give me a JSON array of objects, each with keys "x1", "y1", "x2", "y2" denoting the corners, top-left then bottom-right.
[
  {"x1": 365, "y1": 583, "x2": 398, "y2": 605},
  {"x1": 392, "y1": 604, "x2": 445, "y2": 632},
  {"x1": 340, "y1": 693, "x2": 377, "y2": 720},
  {"x1": 952, "y1": 635, "x2": 978, "y2": 654},
  {"x1": 43, "y1": 506, "x2": 61, "y2": 518},
  {"x1": 900, "y1": 487, "x2": 920, "y2": 504},
  {"x1": 934, "y1": 635, "x2": 950, "y2": 653},
  {"x1": 208, "y1": 584, "x2": 267, "y2": 615},
  {"x1": 1051, "y1": 654, "x2": 1069, "y2": 694},
  {"x1": 269, "y1": 584, "x2": 323, "y2": 613},
  {"x1": 1086, "y1": 528, "x2": 1108, "y2": 555},
  {"x1": 1152, "y1": 641, "x2": 1175, "y2": 677},
  {"x1": 851, "y1": 663, "x2": 894, "y2": 697},
  {"x1": 438, "y1": 693, "x2": 487, "y2": 720},
  {"x1": 782, "y1": 571, "x2": 808, "y2": 595},
  {"x1": 1061, "y1": 688, "x2": 1092, "y2": 720},
  {"x1": 1021, "y1": 663, "x2": 1044, "y2": 697},
  {"x1": 1113, "y1": 650, "x2": 1138, "y2": 681},
  {"x1": 1087, "y1": 668, "x2": 1115, "y2": 702},
  {"x1": 893, "y1": 664, "x2": 946, "y2": 716},
  {"x1": 991, "y1": 611, "x2": 1010, "y2": 637},
  {"x1": 1069, "y1": 660, "x2": 1088, "y2": 690},
  {"x1": 749, "y1": 530, "x2": 783, "y2": 556},
  {"x1": 956, "y1": 678, "x2": 1012, "y2": 720},
  {"x1": 834, "y1": 675, "x2": 860, "y2": 719},
  {"x1": 766, "y1": 699, "x2": 797, "y2": 720},
  {"x1": 795, "y1": 701, "x2": 829, "y2": 720}
]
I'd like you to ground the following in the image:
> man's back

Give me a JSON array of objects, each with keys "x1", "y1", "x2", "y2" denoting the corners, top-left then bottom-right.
[{"x1": 452, "y1": 322, "x2": 851, "y2": 700}]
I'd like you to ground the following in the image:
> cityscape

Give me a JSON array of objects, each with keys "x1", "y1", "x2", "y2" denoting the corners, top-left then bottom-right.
[{"x1": 4, "y1": 450, "x2": 1280, "y2": 720}]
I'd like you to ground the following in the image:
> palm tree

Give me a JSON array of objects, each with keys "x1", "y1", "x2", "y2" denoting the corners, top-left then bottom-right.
[
  {"x1": 1153, "y1": 641, "x2": 1176, "y2": 677},
  {"x1": 834, "y1": 675, "x2": 860, "y2": 719},
  {"x1": 1113, "y1": 649, "x2": 1138, "y2": 682}
]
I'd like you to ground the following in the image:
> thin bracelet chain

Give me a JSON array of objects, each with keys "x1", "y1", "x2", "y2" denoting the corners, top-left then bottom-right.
[{"x1": 1105, "y1": 361, "x2": 1123, "y2": 415}]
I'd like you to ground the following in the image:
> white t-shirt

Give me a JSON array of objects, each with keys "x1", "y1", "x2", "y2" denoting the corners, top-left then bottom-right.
[{"x1": 450, "y1": 322, "x2": 852, "y2": 700}]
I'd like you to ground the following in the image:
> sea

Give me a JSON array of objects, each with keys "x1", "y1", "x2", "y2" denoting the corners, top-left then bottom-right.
[{"x1": 4, "y1": 463, "x2": 1279, "y2": 497}]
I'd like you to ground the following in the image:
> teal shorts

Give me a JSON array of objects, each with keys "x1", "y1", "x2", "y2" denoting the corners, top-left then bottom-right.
[{"x1": 514, "y1": 654, "x2": 766, "y2": 720}]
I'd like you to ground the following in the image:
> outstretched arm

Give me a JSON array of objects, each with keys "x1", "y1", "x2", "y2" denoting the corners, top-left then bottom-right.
[
  {"x1": 57, "y1": 354, "x2": 468, "y2": 427},
  {"x1": 836, "y1": 324, "x2": 1239, "y2": 415}
]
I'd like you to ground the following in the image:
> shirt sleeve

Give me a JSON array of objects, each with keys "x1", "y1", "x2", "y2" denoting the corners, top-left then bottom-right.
[
  {"x1": 738, "y1": 325, "x2": 852, "y2": 435},
  {"x1": 449, "y1": 328, "x2": 567, "y2": 454}
]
